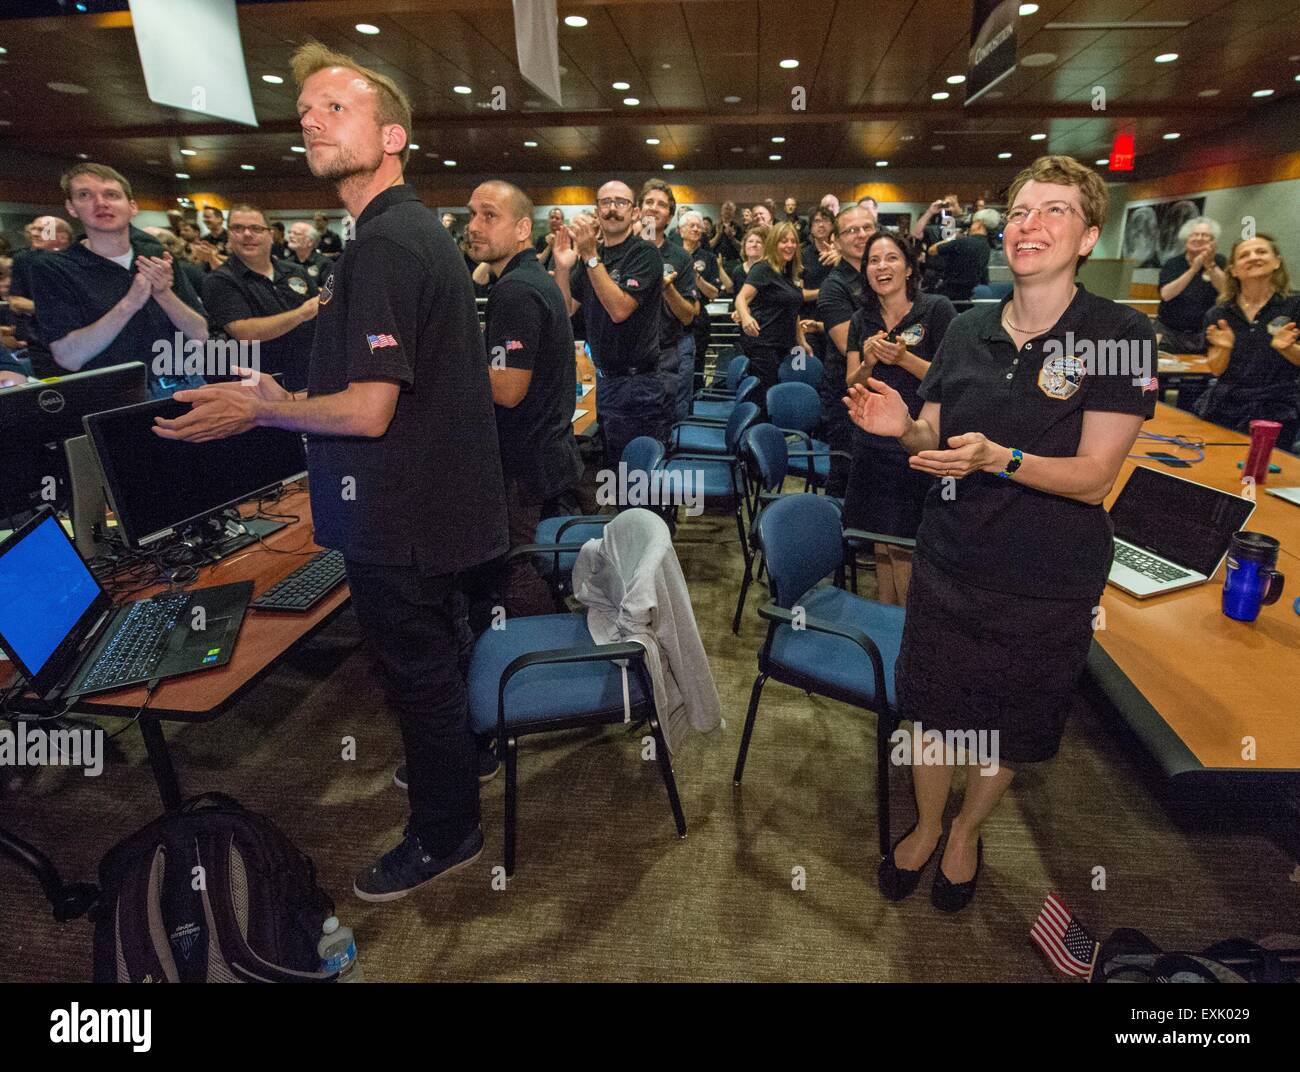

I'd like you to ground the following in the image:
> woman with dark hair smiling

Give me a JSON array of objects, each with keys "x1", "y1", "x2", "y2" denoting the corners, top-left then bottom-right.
[
  {"x1": 734, "y1": 221, "x2": 809, "y2": 393},
  {"x1": 844, "y1": 156, "x2": 1156, "y2": 912},
  {"x1": 842, "y1": 231, "x2": 956, "y2": 604}
]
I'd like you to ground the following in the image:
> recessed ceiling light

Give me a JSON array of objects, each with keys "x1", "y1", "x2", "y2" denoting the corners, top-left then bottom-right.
[
  {"x1": 661, "y1": 63, "x2": 672, "y2": 70},
  {"x1": 291, "y1": 145, "x2": 306, "y2": 153},
  {"x1": 931, "y1": 144, "x2": 946, "y2": 151},
  {"x1": 0, "y1": 47, "x2": 7, "y2": 56},
  {"x1": 453, "y1": 85, "x2": 471, "y2": 95},
  {"x1": 524, "y1": 140, "x2": 538, "y2": 147},
  {"x1": 563, "y1": 15, "x2": 588, "y2": 27},
  {"x1": 1162, "y1": 132, "x2": 1180, "y2": 140},
  {"x1": 612, "y1": 81, "x2": 630, "y2": 90},
  {"x1": 645, "y1": 137, "x2": 660, "y2": 145},
  {"x1": 1155, "y1": 52, "x2": 1178, "y2": 63},
  {"x1": 876, "y1": 160, "x2": 889, "y2": 167},
  {"x1": 779, "y1": 59, "x2": 799, "y2": 69},
  {"x1": 76, "y1": 152, "x2": 88, "y2": 159},
  {"x1": 1198, "y1": 88, "x2": 1220, "y2": 97},
  {"x1": 623, "y1": 97, "x2": 640, "y2": 106},
  {"x1": 180, "y1": 148, "x2": 197, "y2": 156},
  {"x1": 730, "y1": 146, "x2": 744, "y2": 153},
  {"x1": 724, "y1": 95, "x2": 741, "y2": 104},
  {"x1": 999, "y1": 152, "x2": 1013, "y2": 159},
  {"x1": 241, "y1": 164, "x2": 255, "y2": 170},
  {"x1": 262, "y1": 74, "x2": 283, "y2": 84},
  {"x1": 408, "y1": 143, "x2": 419, "y2": 150},
  {"x1": 175, "y1": 172, "x2": 189, "y2": 179},
  {"x1": 1252, "y1": 88, "x2": 1274, "y2": 97},
  {"x1": 560, "y1": 165, "x2": 572, "y2": 171},
  {"x1": 1030, "y1": 132, "x2": 1047, "y2": 140},
  {"x1": 931, "y1": 91, "x2": 950, "y2": 100},
  {"x1": 355, "y1": 23, "x2": 380, "y2": 35},
  {"x1": 946, "y1": 75, "x2": 966, "y2": 84},
  {"x1": 1019, "y1": 52, "x2": 1056, "y2": 67},
  {"x1": 444, "y1": 159, "x2": 457, "y2": 166},
  {"x1": 1018, "y1": 3, "x2": 1039, "y2": 14},
  {"x1": 47, "y1": 82, "x2": 89, "y2": 94},
  {"x1": 769, "y1": 154, "x2": 782, "y2": 161},
  {"x1": 1295, "y1": 74, "x2": 1300, "y2": 82},
  {"x1": 900, "y1": 134, "x2": 915, "y2": 141},
  {"x1": 1095, "y1": 158, "x2": 1109, "y2": 166},
  {"x1": 771, "y1": 136, "x2": 786, "y2": 144},
  {"x1": 663, "y1": 163, "x2": 675, "y2": 170}
]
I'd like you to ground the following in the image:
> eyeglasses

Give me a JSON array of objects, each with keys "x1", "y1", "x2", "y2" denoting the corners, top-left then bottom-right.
[
  {"x1": 229, "y1": 224, "x2": 271, "y2": 236},
  {"x1": 1003, "y1": 202, "x2": 1082, "y2": 227},
  {"x1": 840, "y1": 224, "x2": 876, "y2": 237},
  {"x1": 595, "y1": 197, "x2": 632, "y2": 209}
]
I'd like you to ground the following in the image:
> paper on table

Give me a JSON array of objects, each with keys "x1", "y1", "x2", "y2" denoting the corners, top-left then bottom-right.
[
  {"x1": 578, "y1": 383, "x2": 594, "y2": 398},
  {"x1": 572, "y1": 408, "x2": 588, "y2": 422}
]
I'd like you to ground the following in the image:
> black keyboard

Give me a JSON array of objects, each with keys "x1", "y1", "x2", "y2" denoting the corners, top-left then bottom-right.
[
  {"x1": 79, "y1": 592, "x2": 189, "y2": 691},
  {"x1": 1113, "y1": 542, "x2": 1192, "y2": 584},
  {"x1": 251, "y1": 549, "x2": 347, "y2": 611}
]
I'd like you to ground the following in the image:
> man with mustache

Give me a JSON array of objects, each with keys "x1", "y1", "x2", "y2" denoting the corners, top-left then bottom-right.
[
  {"x1": 153, "y1": 41, "x2": 508, "y2": 902},
  {"x1": 553, "y1": 179, "x2": 665, "y2": 462}
]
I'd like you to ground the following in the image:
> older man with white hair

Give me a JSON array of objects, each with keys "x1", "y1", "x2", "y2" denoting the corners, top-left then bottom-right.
[
  {"x1": 1155, "y1": 216, "x2": 1227, "y2": 354},
  {"x1": 286, "y1": 219, "x2": 331, "y2": 282}
]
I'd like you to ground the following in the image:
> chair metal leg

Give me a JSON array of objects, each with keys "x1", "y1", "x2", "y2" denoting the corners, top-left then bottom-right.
[
  {"x1": 504, "y1": 735, "x2": 518, "y2": 877},
  {"x1": 646, "y1": 713, "x2": 687, "y2": 838},
  {"x1": 732, "y1": 556, "x2": 753, "y2": 634},
  {"x1": 876, "y1": 716, "x2": 893, "y2": 859},
  {"x1": 733, "y1": 672, "x2": 768, "y2": 784},
  {"x1": 732, "y1": 501, "x2": 750, "y2": 570}
]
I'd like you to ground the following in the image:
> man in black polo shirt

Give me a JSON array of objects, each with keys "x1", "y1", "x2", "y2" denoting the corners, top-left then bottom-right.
[
  {"x1": 202, "y1": 203, "x2": 319, "y2": 392},
  {"x1": 467, "y1": 180, "x2": 582, "y2": 616},
  {"x1": 534, "y1": 206, "x2": 565, "y2": 271},
  {"x1": 28, "y1": 163, "x2": 209, "y2": 396},
  {"x1": 927, "y1": 208, "x2": 998, "y2": 302},
  {"x1": 314, "y1": 212, "x2": 343, "y2": 258},
  {"x1": 8, "y1": 215, "x2": 73, "y2": 361},
  {"x1": 201, "y1": 206, "x2": 229, "y2": 252},
  {"x1": 679, "y1": 210, "x2": 720, "y2": 415},
  {"x1": 554, "y1": 179, "x2": 664, "y2": 464},
  {"x1": 710, "y1": 200, "x2": 743, "y2": 264},
  {"x1": 155, "y1": 41, "x2": 508, "y2": 902},
  {"x1": 286, "y1": 220, "x2": 332, "y2": 283},
  {"x1": 639, "y1": 179, "x2": 698, "y2": 441},
  {"x1": 783, "y1": 196, "x2": 809, "y2": 242}
]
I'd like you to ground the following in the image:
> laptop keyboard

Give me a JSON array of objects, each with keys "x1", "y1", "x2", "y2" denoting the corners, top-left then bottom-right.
[
  {"x1": 1114, "y1": 543, "x2": 1192, "y2": 584},
  {"x1": 79, "y1": 592, "x2": 190, "y2": 691}
]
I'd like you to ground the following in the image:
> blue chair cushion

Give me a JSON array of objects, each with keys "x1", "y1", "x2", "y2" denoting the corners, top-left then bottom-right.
[
  {"x1": 661, "y1": 458, "x2": 740, "y2": 501},
  {"x1": 673, "y1": 423, "x2": 729, "y2": 454},
  {"x1": 767, "y1": 585, "x2": 903, "y2": 710},
  {"x1": 691, "y1": 399, "x2": 735, "y2": 421},
  {"x1": 532, "y1": 517, "x2": 607, "y2": 582},
  {"x1": 467, "y1": 613, "x2": 649, "y2": 735},
  {"x1": 788, "y1": 443, "x2": 831, "y2": 481}
]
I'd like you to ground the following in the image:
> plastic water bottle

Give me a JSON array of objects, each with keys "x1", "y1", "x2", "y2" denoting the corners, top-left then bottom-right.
[{"x1": 318, "y1": 916, "x2": 362, "y2": 982}]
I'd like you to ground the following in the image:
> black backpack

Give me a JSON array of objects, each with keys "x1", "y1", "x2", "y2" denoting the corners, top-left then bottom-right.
[
  {"x1": 1091, "y1": 927, "x2": 1300, "y2": 983},
  {"x1": 92, "y1": 793, "x2": 338, "y2": 983}
]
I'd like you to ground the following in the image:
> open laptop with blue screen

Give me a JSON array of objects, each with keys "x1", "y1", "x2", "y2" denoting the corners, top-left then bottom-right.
[{"x1": 0, "y1": 508, "x2": 252, "y2": 702}]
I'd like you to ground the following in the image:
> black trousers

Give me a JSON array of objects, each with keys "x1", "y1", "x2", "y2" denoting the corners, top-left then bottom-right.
[{"x1": 343, "y1": 558, "x2": 480, "y2": 856}]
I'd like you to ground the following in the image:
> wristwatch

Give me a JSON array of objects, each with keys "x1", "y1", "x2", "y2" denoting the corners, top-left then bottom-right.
[
  {"x1": 585, "y1": 255, "x2": 601, "y2": 270},
  {"x1": 997, "y1": 448, "x2": 1023, "y2": 479}
]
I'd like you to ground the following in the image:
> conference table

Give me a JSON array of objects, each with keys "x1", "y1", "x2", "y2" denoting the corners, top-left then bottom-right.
[
  {"x1": 1088, "y1": 404, "x2": 1300, "y2": 781},
  {"x1": 573, "y1": 345, "x2": 597, "y2": 437}
]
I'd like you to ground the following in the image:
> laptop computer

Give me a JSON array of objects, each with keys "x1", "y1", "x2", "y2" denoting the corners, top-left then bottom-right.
[
  {"x1": 0, "y1": 507, "x2": 252, "y2": 703},
  {"x1": 1107, "y1": 467, "x2": 1256, "y2": 599}
]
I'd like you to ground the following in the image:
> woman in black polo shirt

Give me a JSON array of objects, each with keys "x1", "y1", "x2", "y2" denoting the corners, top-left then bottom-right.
[
  {"x1": 799, "y1": 207, "x2": 840, "y2": 362},
  {"x1": 1199, "y1": 234, "x2": 1300, "y2": 450},
  {"x1": 734, "y1": 222, "x2": 809, "y2": 392},
  {"x1": 719, "y1": 226, "x2": 768, "y2": 300},
  {"x1": 845, "y1": 155, "x2": 1155, "y2": 912},
  {"x1": 843, "y1": 232, "x2": 956, "y2": 604},
  {"x1": 1154, "y1": 216, "x2": 1226, "y2": 354}
]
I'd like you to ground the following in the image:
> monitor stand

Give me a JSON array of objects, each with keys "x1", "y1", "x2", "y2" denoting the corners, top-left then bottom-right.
[{"x1": 171, "y1": 513, "x2": 287, "y2": 563}]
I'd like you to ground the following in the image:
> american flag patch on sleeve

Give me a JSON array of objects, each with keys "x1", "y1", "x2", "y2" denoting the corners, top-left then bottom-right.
[{"x1": 367, "y1": 333, "x2": 398, "y2": 351}]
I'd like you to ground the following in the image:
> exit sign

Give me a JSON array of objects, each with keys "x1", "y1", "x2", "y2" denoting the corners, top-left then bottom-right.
[{"x1": 1109, "y1": 131, "x2": 1135, "y2": 171}]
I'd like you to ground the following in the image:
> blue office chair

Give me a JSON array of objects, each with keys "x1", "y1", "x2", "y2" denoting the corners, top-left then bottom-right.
[
  {"x1": 972, "y1": 282, "x2": 1013, "y2": 300},
  {"x1": 691, "y1": 375, "x2": 760, "y2": 424},
  {"x1": 766, "y1": 381, "x2": 847, "y2": 492},
  {"x1": 778, "y1": 353, "x2": 824, "y2": 389},
  {"x1": 734, "y1": 493, "x2": 903, "y2": 858},
  {"x1": 515, "y1": 436, "x2": 664, "y2": 596},
  {"x1": 695, "y1": 354, "x2": 750, "y2": 402},
  {"x1": 467, "y1": 509, "x2": 687, "y2": 876}
]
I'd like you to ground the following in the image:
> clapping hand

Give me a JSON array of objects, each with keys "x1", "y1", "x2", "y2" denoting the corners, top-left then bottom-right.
[
  {"x1": 911, "y1": 432, "x2": 1004, "y2": 479},
  {"x1": 551, "y1": 223, "x2": 578, "y2": 271},
  {"x1": 842, "y1": 378, "x2": 911, "y2": 438},
  {"x1": 135, "y1": 254, "x2": 175, "y2": 295},
  {"x1": 865, "y1": 331, "x2": 907, "y2": 365},
  {"x1": 1270, "y1": 320, "x2": 1299, "y2": 353},
  {"x1": 1205, "y1": 318, "x2": 1235, "y2": 350}
]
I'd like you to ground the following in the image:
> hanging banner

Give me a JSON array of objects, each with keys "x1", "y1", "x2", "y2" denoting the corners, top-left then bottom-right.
[{"x1": 966, "y1": 0, "x2": 1019, "y2": 106}]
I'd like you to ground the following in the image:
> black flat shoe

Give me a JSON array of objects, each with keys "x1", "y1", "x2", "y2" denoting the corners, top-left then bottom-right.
[
  {"x1": 878, "y1": 825, "x2": 942, "y2": 902},
  {"x1": 931, "y1": 838, "x2": 983, "y2": 913}
]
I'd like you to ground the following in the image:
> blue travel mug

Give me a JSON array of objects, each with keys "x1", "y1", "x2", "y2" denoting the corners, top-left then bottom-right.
[{"x1": 1222, "y1": 531, "x2": 1286, "y2": 622}]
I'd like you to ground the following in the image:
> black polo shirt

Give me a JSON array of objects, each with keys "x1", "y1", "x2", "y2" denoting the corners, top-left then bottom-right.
[
  {"x1": 570, "y1": 232, "x2": 663, "y2": 375},
  {"x1": 202, "y1": 253, "x2": 317, "y2": 392},
  {"x1": 9, "y1": 247, "x2": 45, "y2": 345},
  {"x1": 533, "y1": 232, "x2": 559, "y2": 271},
  {"x1": 711, "y1": 218, "x2": 743, "y2": 263},
  {"x1": 684, "y1": 244, "x2": 719, "y2": 332},
  {"x1": 817, "y1": 260, "x2": 868, "y2": 346},
  {"x1": 27, "y1": 226, "x2": 207, "y2": 387},
  {"x1": 1200, "y1": 292, "x2": 1300, "y2": 424},
  {"x1": 289, "y1": 249, "x2": 331, "y2": 284},
  {"x1": 1157, "y1": 252, "x2": 1227, "y2": 331},
  {"x1": 800, "y1": 242, "x2": 836, "y2": 318},
  {"x1": 931, "y1": 235, "x2": 991, "y2": 299},
  {"x1": 655, "y1": 237, "x2": 697, "y2": 350},
  {"x1": 743, "y1": 261, "x2": 802, "y2": 352},
  {"x1": 201, "y1": 229, "x2": 229, "y2": 255},
  {"x1": 305, "y1": 184, "x2": 507, "y2": 571},
  {"x1": 847, "y1": 291, "x2": 957, "y2": 418},
  {"x1": 317, "y1": 228, "x2": 343, "y2": 257},
  {"x1": 484, "y1": 249, "x2": 583, "y2": 500},
  {"x1": 915, "y1": 284, "x2": 1157, "y2": 600}
]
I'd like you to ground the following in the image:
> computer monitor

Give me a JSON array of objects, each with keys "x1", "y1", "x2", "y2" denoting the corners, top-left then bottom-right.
[
  {"x1": 0, "y1": 362, "x2": 149, "y2": 527},
  {"x1": 83, "y1": 397, "x2": 307, "y2": 550}
]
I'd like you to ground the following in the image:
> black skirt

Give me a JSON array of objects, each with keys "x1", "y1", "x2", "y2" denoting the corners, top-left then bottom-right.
[
  {"x1": 894, "y1": 551, "x2": 1102, "y2": 764},
  {"x1": 842, "y1": 430, "x2": 931, "y2": 538}
]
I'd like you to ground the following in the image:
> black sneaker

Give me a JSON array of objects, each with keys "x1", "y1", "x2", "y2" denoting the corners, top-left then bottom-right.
[
  {"x1": 394, "y1": 739, "x2": 499, "y2": 790},
  {"x1": 353, "y1": 825, "x2": 484, "y2": 903}
]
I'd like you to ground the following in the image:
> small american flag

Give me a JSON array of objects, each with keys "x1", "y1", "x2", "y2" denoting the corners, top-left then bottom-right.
[
  {"x1": 367, "y1": 333, "x2": 398, "y2": 351},
  {"x1": 1141, "y1": 375, "x2": 1158, "y2": 393},
  {"x1": 1030, "y1": 892, "x2": 1098, "y2": 978}
]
